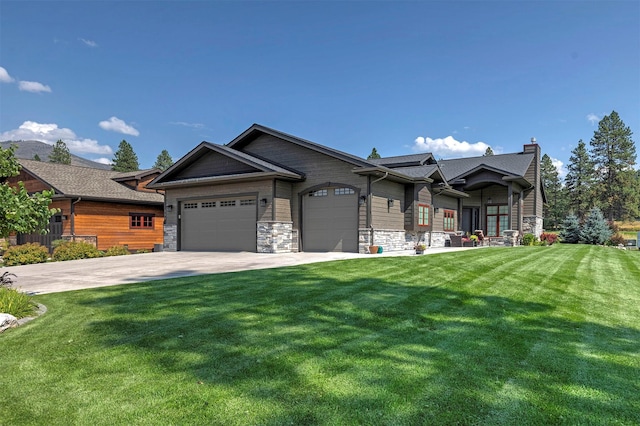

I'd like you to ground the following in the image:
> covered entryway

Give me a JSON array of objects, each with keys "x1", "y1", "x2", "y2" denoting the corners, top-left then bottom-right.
[
  {"x1": 180, "y1": 196, "x2": 257, "y2": 251},
  {"x1": 302, "y1": 186, "x2": 358, "y2": 252}
]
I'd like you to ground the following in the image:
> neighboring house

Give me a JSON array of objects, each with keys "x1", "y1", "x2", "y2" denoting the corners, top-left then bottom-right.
[
  {"x1": 147, "y1": 124, "x2": 544, "y2": 253},
  {"x1": 7, "y1": 160, "x2": 165, "y2": 251}
]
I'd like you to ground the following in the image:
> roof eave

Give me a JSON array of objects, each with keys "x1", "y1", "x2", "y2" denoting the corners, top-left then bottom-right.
[
  {"x1": 353, "y1": 167, "x2": 434, "y2": 183},
  {"x1": 147, "y1": 171, "x2": 303, "y2": 189}
]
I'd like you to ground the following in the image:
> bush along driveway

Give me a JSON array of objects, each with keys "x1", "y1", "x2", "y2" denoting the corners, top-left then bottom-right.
[{"x1": 1, "y1": 245, "x2": 639, "y2": 425}]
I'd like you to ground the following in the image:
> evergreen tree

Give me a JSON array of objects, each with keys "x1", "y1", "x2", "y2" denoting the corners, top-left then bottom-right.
[
  {"x1": 153, "y1": 149, "x2": 173, "y2": 171},
  {"x1": 589, "y1": 111, "x2": 637, "y2": 220},
  {"x1": 483, "y1": 147, "x2": 494, "y2": 156},
  {"x1": 1, "y1": 145, "x2": 57, "y2": 238},
  {"x1": 541, "y1": 154, "x2": 567, "y2": 230},
  {"x1": 565, "y1": 140, "x2": 596, "y2": 220},
  {"x1": 580, "y1": 207, "x2": 612, "y2": 245},
  {"x1": 559, "y1": 214, "x2": 581, "y2": 244},
  {"x1": 33, "y1": 154, "x2": 41, "y2": 161},
  {"x1": 49, "y1": 139, "x2": 71, "y2": 165},
  {"x1": 367, "y1": 147, "x2": 381, "y2": 160},
  {"x1": 111, "y1": 140, "x2": 139, "y2": 172}
]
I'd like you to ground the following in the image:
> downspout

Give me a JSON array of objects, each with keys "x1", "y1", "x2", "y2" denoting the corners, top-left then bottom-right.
[{"x1": 71, "y1": 197, "x2": 81, "y2": 242}]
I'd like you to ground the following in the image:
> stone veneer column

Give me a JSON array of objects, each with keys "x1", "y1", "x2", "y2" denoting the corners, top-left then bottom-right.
[
  {"x1": 163, "y1": 224, "x2": 178, "y2": 251},
  {"x1": 522, "y1": 216, "x2": 543, "y2": 238},
  {"x1": 257, "y1": 221, "x2": 293, "y2": 253},
  {"x1": 502, "y1": 230, "x2": 520, "y2": 246}
]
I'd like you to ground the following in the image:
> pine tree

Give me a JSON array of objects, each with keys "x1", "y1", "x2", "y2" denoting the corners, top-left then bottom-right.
[
  {"x1": 590, "y1": 111, "x2": 637, "y2": 220},
  {"x1": 565, "y1": 140, "x2": 596, "y2": 220},
  {"x1": 559, "y1": 214, "x2": 581, "y2": 244},
  {"x1": 153, "y1": 149, "x2": 173, "y2": 171},
  {"x1": 49, "y1": 139, "x2": 71, "y2": 165},
  {"x1": 580, "y1": 207, "x2": 612, "y2": 245},
  {"x1": 111, "y1": 140, "x2": 139, "y2": 172},
  {"x1": 540, "y1": 154, "x2": 566, "y2": 230},
  {"x1": 33, "y1": 154, "x2": 41, "y2": 161},
  {"x1": 483, "y1": 147, "x2": 494, "y2": 156},
  {"x1": 367, "y1": 148, "x2": 381, "y2": 160}
]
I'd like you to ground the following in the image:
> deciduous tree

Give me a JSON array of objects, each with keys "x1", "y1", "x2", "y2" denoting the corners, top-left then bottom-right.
[
  {"x1": 111, "y1": 140, "x2": 139, "y2": 172},
  {"x1": 1, "y1": 145, "x2": 57, "y2": 238}
]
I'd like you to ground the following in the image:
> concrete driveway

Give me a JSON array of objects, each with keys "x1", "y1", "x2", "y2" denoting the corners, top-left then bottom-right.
[{"x1": 3, "y1": 247, "x2": 472, "y2": 295}]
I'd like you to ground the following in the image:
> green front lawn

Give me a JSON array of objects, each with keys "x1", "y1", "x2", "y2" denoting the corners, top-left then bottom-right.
[{"x1": 1, "y1": 245, "x2": 639, "y2": 425}]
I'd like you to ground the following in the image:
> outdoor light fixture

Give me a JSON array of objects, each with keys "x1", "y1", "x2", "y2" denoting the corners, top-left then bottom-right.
[
  {"x1": 166, "y1": 204, "x2": 173, "y2": 212},
  {"x1": 359, "y1": 195, "x2": 367, "y2": 206},
  {"x1": 434, "y1": 207, "x2": 440, "y2": 213},
  {"x1": 487, "y1": 198, "x2": 493, "y2": 204},
  {"x1": 387, "y1": 198, "x2": 394, "y2": 207},
  {"x1": 260, "y1": 198, "x2": 268, "y2": 207}
]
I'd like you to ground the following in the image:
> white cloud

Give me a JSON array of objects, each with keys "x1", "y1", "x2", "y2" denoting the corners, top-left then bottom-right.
[
  {"x1": 79, "y1": 38, "x2": 98, "y2": 47},
  {"x1": 413, "y1": 135, "x2": 490, "y2": 158},
  {"x1": 551, "y1": 157, "x2": 567, "y2": 180},
  {"x1": 0, "y1": 66, "x2": 15, "y2": 83},
  {"x1": 98, "y1": 116, "x2": 140, "y2": 136},
  {"x1": 0, "y1": 121, "x2": 113, "y2": 155},
  {"x1": 586, "y1": 113, "x2": 600, "y2": 125},
  {"x1": 170, "y1": 121, "x2": 205, "y2": 129},
  {"x1": 92, "y1": 157, "x2": 112, "y2": 165},
  {"x1": 18, "y1": 80, "x2": 52, "y2": 93}
]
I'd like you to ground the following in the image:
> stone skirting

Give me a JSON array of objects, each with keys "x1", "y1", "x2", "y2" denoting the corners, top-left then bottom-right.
[
  {"x1": 360, "y1": 228, "x2": 452, "y2": 252},
  {"x1": 164, "y1": 224, "x2": 178, "y2": 251},
  {"x1": 430, "y1": 232, "x2": 448, "y2": 248},
  {"x1": 523, "y1": 216, "x2": 543, "y2": 238},
  {"x1": 502, "y1": 230, "x2": 520, "y2": 246},
  {"x1": 257, "y1": 221, "x2": 293, "y2": 253}
]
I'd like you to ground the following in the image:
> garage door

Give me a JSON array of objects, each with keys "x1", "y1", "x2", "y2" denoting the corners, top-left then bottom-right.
[
  {"x1": 180, "y1": 196, "x2": 256, "y2": 251},
  {"x1": 302, "y1": 187, "x2": 358, "y2": 252}
]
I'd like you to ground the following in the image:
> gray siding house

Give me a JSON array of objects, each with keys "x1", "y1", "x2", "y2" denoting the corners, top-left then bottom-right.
[{"x1": 147, "y1": 124, "x2": 544, "y2": 253}]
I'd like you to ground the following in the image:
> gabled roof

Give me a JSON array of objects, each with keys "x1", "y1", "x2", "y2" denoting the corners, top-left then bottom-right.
[
  {"x1": 368, "y1": 153, "x2": 436, "y2": 168},
  {"x1": 438, "y1": 152, "x2": 535, "y2": 182},
  {"x1": 147, "y1": 141, "x2": 304, "y2": 189},
  {"x1": 17, "y1": 159, "x2": 164, "y2": 204},
  {"x1": 227, "y1": 124, "x2": 377, "y2": 168}
]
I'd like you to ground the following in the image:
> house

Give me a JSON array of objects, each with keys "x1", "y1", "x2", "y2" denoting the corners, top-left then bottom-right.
[
  {"x1": 147, "y1": 124, "x2": 544, "y2": 253},
  {"x1": 8, "y1": 160, "x2": 165, "y2": 252}
]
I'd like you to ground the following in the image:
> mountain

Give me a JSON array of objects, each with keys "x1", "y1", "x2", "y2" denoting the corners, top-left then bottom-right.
[{"x1": 0, "y1": 140, "x2": 112, "y2": 170}]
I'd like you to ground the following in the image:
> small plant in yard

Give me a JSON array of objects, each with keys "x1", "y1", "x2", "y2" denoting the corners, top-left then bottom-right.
[
  {"x1": 104, "y1": 245, "x2": 130, "y2": 257},
  {"x1": 2, "y1": 242, "x2": 49, "y2": 266},
  {"x1": 135, "y1": 248, "x2": 151, "y2": 254},
  {"x1": 606, "y1": 233, "x2": 627, "y2": 246},
  {"x1": 414, "y1": 242, "x2": 426, "y2": 251},
  {"x1": 540, "y1": 232, "x2": 558, "y2": 245},
  {"x1": 522, "y1": 233, "x2": 536, "y2": 246},
  {"x1": 0, "y1": 272, "x2": 36, "y2": 319},
  {"x1": 560, "y1": 214, "x2": 581, "y2": 243},
  {"x1": 52, "y1": 241, "x2": 102, "y2": 261},
  {"x1": 581, "y1": 207, "x2": 612, "y2": 245}
]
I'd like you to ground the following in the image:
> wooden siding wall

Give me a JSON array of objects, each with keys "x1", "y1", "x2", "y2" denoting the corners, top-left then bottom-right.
[
  {"x1": 73, "y1": 200, "x2": 163, "y2": 250},
  {"x1": 371, "y1": 179, "x2": 405, "y2": 229},
  {"x1": 432, "y1": 194, "x2": 459, "y2": 232},
  {"x1": 405, "y1": 184, "x2": 433, "y2": 231},
  {"x1": 174, "y1": 151, "x2": 256, "y2": 180},
  {"x1": 242, "y1": 135, "x2": 370, "y2": 229},
  {"x1": 164, "y1": 179, "x2": 273, "y2": 227},
  {"x1": 523, "y1": 144, "x2": 542, "y2": 217},
  {"x1": 274, "y1": 180, "x2": 292, "y2": 222},
  {"x1": 7, "y1": 170, "x2": 49, "y2": 193}
]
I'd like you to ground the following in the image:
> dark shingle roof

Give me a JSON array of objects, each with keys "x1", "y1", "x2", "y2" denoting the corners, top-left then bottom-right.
[
  {"x1": 438, "y1": 152, "x2": 534, "y2": 181},
  {"x1": 18, "y1": 159, "x2": 163, "y2": 204},
  {"x1": 369, "y1": 153, "x2": 435, "y2": 167}
]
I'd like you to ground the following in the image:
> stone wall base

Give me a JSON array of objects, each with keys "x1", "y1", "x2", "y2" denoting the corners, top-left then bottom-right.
[
  {"x1": 257, "y1": 221, "x2": 294, "y2": 253},
  {"x1": 523, "y1": 216, "x2": 543, "y2": 238},
  {"x1": 163, "y1": 224, "x2": 178, "y2": 251}
]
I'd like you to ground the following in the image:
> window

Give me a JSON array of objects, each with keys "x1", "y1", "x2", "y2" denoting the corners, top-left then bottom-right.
[
  {"x1": 443, "y1": 209, "x2": 455, "y2": 232},
  {"x1": 309, "y1": 189, "x2": 328, "y2": 197},
  {"x1": 201, "y1": 201, "x2": 216, "y2": 208},
  {"x1": 220, "y1": 200, "x2": 236, "y2": 207},
  {"x1": 240, "y1": 199, "x2": 256, "y2": 206},
  {"x1": 418, "y1": 204, "x2": 429, "y2": 226},
  {"x1": 334, "y1": 187, "x2": 355, "y2": 195},
  {"x1": 130, "y1": 213, "x2": 154, "y2": 229},
  {"x1": 183, "y1": 202, "x2": 198, "y2": 209},
  {"x1": 486, "y1": 205, "x2": 509, "y2": 236}
]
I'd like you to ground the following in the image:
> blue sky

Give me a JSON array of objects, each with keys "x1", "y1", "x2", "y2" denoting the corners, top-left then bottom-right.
[{"x1": 1, "y1": 1, "x2": 638, "y2": 177}]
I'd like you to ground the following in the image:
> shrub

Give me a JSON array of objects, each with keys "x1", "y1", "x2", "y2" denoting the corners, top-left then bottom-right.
[
  {"x1": 540, "y1": 232, "x2": 558, "y2": 245},
  {"x1": 135, "y1": 248, "x2": 151, "y2": 254},
  {"x1": 104, "y1": 245, "x2": 130, "y2": 257},
  {"x1": 607, "y1": 233, "x2": 627, "y2": 246},
  {"x1": 0, "y1": 287, "x2": 37, "y2": 319},
  {"x1": 51, "y1": 239, "x2": 67, "y2": 249},
  {"x1": 2, "y1": 243, "x2": 49, "y2": 266},
  {"x1": 52, "y1": 241, "x2": 102, "y2": 261},
  {"x1": 522, "y1": 233, "x2": 536, "y2": 246}
]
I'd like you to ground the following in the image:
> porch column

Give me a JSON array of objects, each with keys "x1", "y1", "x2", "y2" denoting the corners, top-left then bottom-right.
[{"x1": 507, "y1": 184, "x2": 513, "y2": 230}]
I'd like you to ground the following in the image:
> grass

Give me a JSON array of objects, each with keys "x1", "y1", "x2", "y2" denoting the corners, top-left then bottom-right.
[{"x1": 1, "y1": 245, "x2": 639, "y2": 425}]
